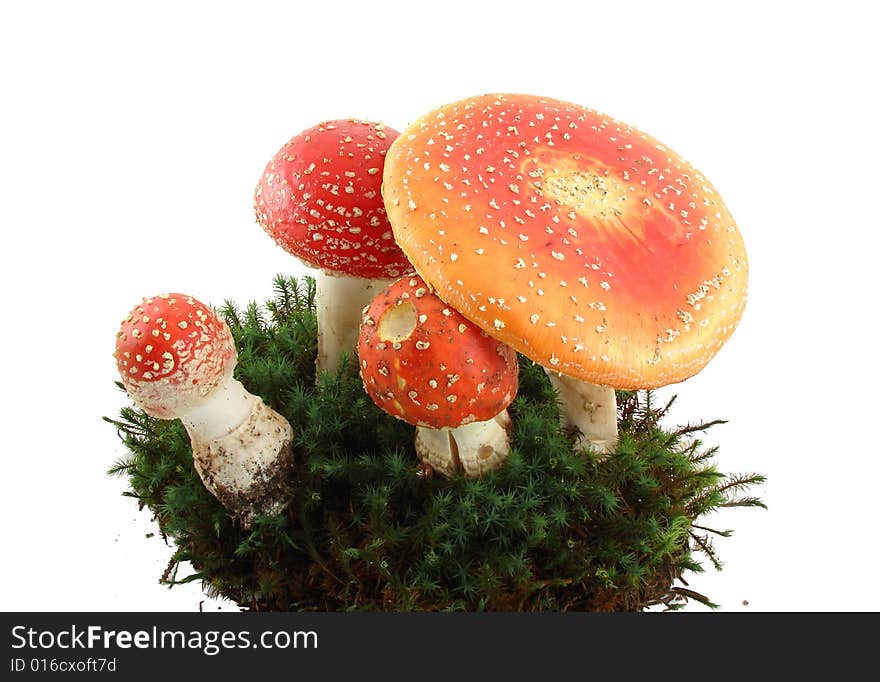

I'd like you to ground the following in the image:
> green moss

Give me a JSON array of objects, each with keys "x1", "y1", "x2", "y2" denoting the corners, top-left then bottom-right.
[{"x1": 106, "y1": 275, "x2": 764, "y2": 611}]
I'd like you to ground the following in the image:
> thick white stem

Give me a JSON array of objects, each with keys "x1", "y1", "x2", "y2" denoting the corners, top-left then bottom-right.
[
  {"x1": 415, "y1": 410, "x2": 511, "y2": 478},
  {"x1": 180, "y1": 371, "x2": 294, "y2": 523},
  {"x1": 181, "y1": 371, "x2": 255, "y2": 442},
  {"x1": 315, "y1": 269, "x2": 395, "y2": 376},
  {"x1": 545, "y1": 369, "x2": 618, "y2": 455}
]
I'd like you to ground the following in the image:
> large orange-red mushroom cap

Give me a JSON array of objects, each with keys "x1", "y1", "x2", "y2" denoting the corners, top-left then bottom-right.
[{"x1": 383, "y1": 93, "x2": 748, "y2": 390}]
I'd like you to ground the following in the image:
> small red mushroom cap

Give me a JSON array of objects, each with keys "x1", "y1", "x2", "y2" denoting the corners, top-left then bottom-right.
[
  {"x1": 254, "y1": 119, "x2": 414, "y2": 280},
  {"x1": 114, "y1": 293, "x2": 236, "y2": 418},
  {"x1": 358, "y1": 275, "x2": 518, "y2": 429}
]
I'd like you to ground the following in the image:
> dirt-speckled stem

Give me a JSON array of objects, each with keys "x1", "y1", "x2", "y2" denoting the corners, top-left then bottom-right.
[{"x1": 181, "y1": 370, "x2": 294, "y2": 524}]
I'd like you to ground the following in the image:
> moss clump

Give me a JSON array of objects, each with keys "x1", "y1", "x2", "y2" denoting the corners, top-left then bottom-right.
[{"x1": 106, "y1": 275, "x2": 764, "y2": 611}]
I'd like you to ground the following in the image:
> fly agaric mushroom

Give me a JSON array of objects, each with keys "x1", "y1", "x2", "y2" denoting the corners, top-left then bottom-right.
[
  {"x1": 114, "y1": 293, "x2": 295, "y2": 522},
  {"x1": 254, "y1": 119, "x2": 414, "y2": 375},
  {"x1": 382, "y1": 93, "x2": 748, "y2": 454},
  {"x1": 358, "y1": 275, "x2": 518, "y2": 478}
]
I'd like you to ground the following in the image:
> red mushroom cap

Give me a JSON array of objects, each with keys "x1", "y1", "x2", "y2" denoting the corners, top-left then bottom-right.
[
  {"x1": 358, "y1": 275, "x2": 518, "y2": 429},
  {"x1": 114, "y1": 293, "x2": 236, "y2": 418},
  {"x1": 254, "y1": 119, "x2": 414, "y2": 280},
  {"x1": 383, "y1": 93, "x2": 748, "y2": 390}
]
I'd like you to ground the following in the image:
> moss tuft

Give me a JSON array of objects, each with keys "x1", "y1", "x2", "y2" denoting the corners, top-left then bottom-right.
[{"x1": 106, "y1": 275, "x2": 764, "y2": 611}]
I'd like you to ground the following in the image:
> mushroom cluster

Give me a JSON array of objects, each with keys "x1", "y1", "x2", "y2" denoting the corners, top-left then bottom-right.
[
  {"x1": 382, "y1": 93, "x2": 748, "y2": 454},
  {"x1": 358, "y1": 275, "x2": 518, "y2": 477},
  {"x1": 254, "y1": 119, "x2": 414, "y2": 374},
  {"x1": 114, "y1": 293, "x2": 295, "y2": 523},
  {"x1": 116, "y1": 92, "x2": 747, "y2": 513}
]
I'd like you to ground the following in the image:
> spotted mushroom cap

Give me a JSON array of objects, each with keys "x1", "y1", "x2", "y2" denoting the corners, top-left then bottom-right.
[
  {"x1": 114, "y1": 293, "x2": 236, "y2": 419},
  {"x1": 254, "y1": 119, "x2": 414, "y2": 280},
  {"x1": 358, "y1": 275, "x2": 518, "y2": 429},
  {"x1": 382, "y1": 93, "x2": 748, "y2": 390}
]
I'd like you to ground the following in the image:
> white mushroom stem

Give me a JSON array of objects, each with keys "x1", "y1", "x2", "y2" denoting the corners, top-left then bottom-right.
[
  {"x1": 545, "y1": 370, "x2": 618, "y2": 456},
  {"x1": 179, "y1": 370, "x2": 294, "y2": 523},
  {"x1": 415, "y1": 410, "x2": 511, "y2": 478},
  {"x1": 314, "y1": 269, "x2": 395, "y2": 375},
  {"x1": 181, "y1": 372, "x2": 256, "y2": 441}
]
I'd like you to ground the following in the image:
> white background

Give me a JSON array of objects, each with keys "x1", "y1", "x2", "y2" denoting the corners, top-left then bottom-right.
[{"x1": 2, "y1": 0, "x2": 877, "y2": 612}]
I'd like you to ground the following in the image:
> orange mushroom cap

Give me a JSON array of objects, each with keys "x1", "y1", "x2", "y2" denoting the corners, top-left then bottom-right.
[
  {"x1": 358, "y1": 275, "x2": 518, "y2": 429},
  {"x1": 383, "y1": 93, "x2": 748, "y2": 389}
]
